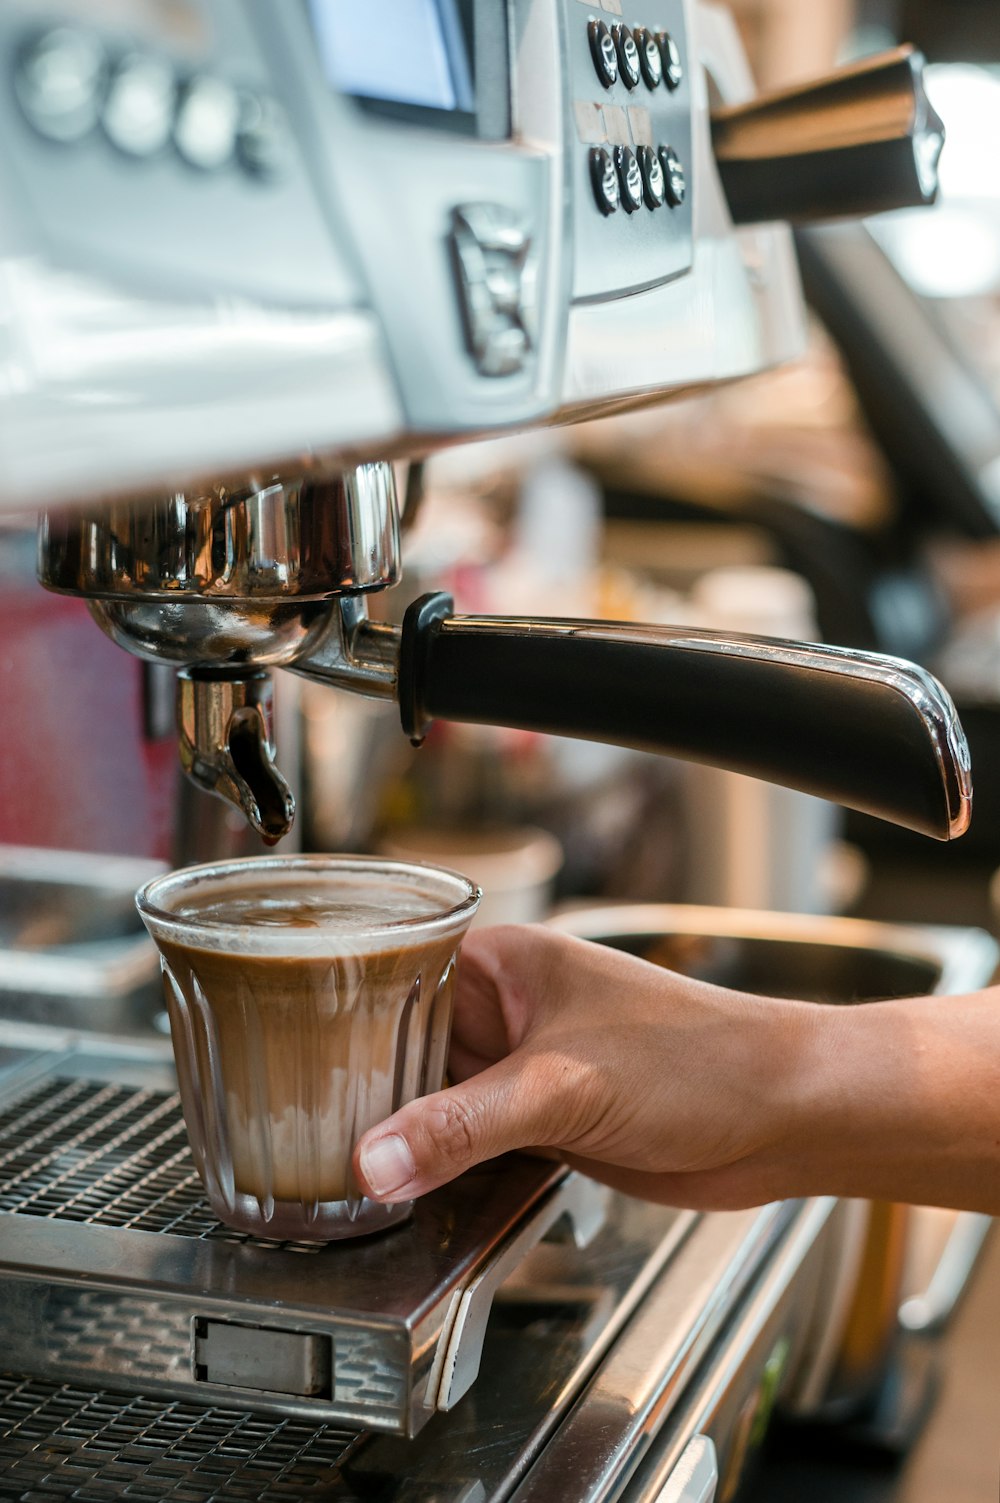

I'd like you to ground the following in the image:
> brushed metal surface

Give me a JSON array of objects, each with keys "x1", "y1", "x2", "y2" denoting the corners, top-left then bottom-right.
[
  {"x1": 0, "y1": 846, "x2": 164, "y2": 1033},
  {"x1": 0, "y1": 1201, "x2": 819, "y2": 1502},
  {"x1": 647, "y1": 1435, "x2": 718, "y2": 1503},
  {"x1": 510, "y1": 1201, "x2": 804, "y2": 1503},
  {"x1": 0, "y1": 1372, "x2": 361, "y2": 1499},
  {"x1": 0, "y1": 1064, "x2": 609, "y2": 1434},
  {"x1": 39, "y1": 469, "x2": 401, "y2": 604},
  {"x1": 622, "y1": 1201, "x2": 836, "y2": 1503},
  {"x1": 547, "y1": 905, "x2": 1000, "y2": 1001}
]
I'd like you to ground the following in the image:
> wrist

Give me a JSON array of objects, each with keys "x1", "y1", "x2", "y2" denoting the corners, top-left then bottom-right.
[
  {"x1": 775, "y1": 990, "x2": 1000, "y2": 1212},
  {"x1": 778, "y1": 997, "x2": 904, "y2": 1198}
]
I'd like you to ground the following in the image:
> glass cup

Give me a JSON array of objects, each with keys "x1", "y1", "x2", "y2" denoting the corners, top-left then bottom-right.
[{"x1": 136, "y1": 854, "x2": 480, "y2": 1241}]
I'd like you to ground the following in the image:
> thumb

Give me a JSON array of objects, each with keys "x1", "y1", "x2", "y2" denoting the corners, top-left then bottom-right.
[{"x1": 354, "y1": 1051, "x2": 569, "y2": 1202}]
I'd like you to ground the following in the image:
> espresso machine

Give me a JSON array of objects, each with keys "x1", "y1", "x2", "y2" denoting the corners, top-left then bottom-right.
[{"x1": 0, "y1": 3, "x2": 991, "y2": 1499}]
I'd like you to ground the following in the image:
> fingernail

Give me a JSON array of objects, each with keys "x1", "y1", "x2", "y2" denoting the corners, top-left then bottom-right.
[{"x1": 359, "y1": 1133, "x2": 416, "y2": 1199}]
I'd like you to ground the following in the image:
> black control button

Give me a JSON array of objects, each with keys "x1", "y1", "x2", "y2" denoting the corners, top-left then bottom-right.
[
  {"x1": 15, "y1": 27, "x2": 106, "y2": 143},
  {"x1": 615, "y1": 146, "x2": 643, "y2": 213},
  {"x1": 658, "y1": 145, "x2": 686, "y2": 207},
  {"x1": 637, "y1": 145, "x2": 665, "y2": 209},
  {"x1": 588, "y1": 20, "x2": 618, "y2": 89},
  {"x1": 658, "y1": 31, "x2": 683, "y2": 90},
  {"x1": 589, "y1": 146, "x2": 620, "y2": 215},
  {"x1": 634, "y1": 29, "x2": 663, "y2": 89},
  {"x1": 237, "y1": 92, "x2": 293, "y2": 180},
  {"x1": 611, "y1": 25, "x2": 641, "y2": 90}
]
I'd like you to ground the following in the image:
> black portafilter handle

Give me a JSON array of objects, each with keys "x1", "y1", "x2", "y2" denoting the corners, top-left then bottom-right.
[
  {"x1": 398, "y1": 594, "x2": 972, "y2": 842},
  {"x1": 712, "y1": 46, "x2": 945, "y2": 226}
]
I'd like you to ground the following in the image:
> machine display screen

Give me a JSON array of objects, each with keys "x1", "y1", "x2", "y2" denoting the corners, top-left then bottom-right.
[{"x1": 308, "y1": 0, "x2": 477, "y2": 119}]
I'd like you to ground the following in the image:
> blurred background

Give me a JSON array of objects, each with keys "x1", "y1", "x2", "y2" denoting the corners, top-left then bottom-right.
[{"x1": 2, "y1": 1, "x2": 1000, "y2": 1498}]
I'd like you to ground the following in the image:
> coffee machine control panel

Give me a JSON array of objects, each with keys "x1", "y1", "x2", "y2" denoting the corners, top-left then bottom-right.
[
  {"x1": 0, "y1": 0, "x2": 803, "y2": 510},
  {"x1": 569, "y1": 0, "x2": 693, "y2": 301}
]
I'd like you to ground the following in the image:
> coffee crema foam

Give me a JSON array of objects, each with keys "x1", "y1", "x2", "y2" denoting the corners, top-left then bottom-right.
[{"x1": 172, "y1": 877, "x2": 456, "y2": 936}]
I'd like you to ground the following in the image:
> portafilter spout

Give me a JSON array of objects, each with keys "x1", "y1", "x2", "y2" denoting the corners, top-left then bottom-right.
[
  {"x1": 177, "y1": 671, "x2": 295, "y2": 845},
  {"x1": 37, "y1": 465, "x2": 402, "y2": 840}
]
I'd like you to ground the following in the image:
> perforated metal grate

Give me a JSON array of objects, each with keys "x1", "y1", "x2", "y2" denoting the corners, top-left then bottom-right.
[
  {"x1": 0, "y1": 1077, "x2": 326, "y2": 1252},
  {"x1": 0, "y1": 1373, "x2": 359, "y2": 1501}
]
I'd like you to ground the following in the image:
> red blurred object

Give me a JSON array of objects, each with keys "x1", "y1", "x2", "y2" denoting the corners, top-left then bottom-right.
[{"x1": 0, "y1": 583, "x2": 177, "y2": 859}]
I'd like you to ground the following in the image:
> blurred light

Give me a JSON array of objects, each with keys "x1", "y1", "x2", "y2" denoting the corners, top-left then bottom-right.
[
  {"x1": 981, "y1": 455, "x2": 1000, "y2": 510},
  {"x1": 839, "y1": 24, "x2": 899, "y2": 61},
  {"x1": 866, "y1": 64, "x2": 1000, "y2": 298},
  {"x1": 926, "y1": 64, "x2": 1000, "y2": 201},
  {"x1": 872, "y1": 206, "x2": 1000, "y2": 298}
]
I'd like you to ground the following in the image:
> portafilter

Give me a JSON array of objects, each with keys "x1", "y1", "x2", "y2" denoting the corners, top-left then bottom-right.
[{"x1": 39, "y1": 463, "x2": 972, "y2": 846}]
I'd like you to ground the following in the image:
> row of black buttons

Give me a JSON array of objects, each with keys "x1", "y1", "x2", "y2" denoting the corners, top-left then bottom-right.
[
  {"x1": 590, "y1": 143, "x2": 685, "y2": 215},
  {"x1": 14, "y1": 26, "x2": 289, "y2": 178},
  {"x1": 588, "y1": 20, "x2": 682, "y2": 92}
]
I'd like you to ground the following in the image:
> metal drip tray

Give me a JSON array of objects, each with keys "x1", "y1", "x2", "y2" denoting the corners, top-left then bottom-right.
[
  {"x1": 0, "y1": 846, "x2": 165, "y2": 1034},
  {"x1": 0, "y1": 1076, "x2": 307, "y2": 1245},
  {"x1": 548, "y1": 904, "x2": 999, "y2": 1002},
  {"x1": 0, "y1": 1034, "x2": 826, "y2": 1503},
  {"x1": 0, "y1": 1194, "x2": 814, "y2": 1503},
  {"x1": 0, "y1": 1053, "x2": 620, "y2": 1437},
  {"x1": 0, "y1": 1374, "x2": 361, "y2": 1501}
]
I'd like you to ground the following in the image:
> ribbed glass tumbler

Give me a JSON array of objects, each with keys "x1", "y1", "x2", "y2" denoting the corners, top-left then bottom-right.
[{"x1": 136, "y1": 855, "x2": 480, "y2": 1241}]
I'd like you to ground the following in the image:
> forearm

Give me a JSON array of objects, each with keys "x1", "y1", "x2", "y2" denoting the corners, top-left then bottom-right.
[
  {"x1": 774, "y1": 988, "x2": 1000, "y2": 1213},
  {"x1": 356, "y1": 926, "x2": 1000, "y2": 1216}
]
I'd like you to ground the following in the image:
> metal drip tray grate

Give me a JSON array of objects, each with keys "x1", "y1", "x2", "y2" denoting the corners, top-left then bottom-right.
[
  {"x1": 0, "y1": 1077, "x2": 326, "y2": 1251},
  {"x1": 0, "y1": 1059, "x2": 610, "y2": 1435},
  {"x1": 0, "y1": 1373, "x2": 358, "y2": 1501}
]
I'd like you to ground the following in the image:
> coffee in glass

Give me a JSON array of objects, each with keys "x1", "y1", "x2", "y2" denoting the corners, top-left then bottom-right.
[{"x1": 137, "y1": 855, "x2": 480, "y2": 1241}]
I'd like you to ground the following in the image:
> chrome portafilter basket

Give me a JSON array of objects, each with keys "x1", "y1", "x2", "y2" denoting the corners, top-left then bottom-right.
[{"x1": 38, "y1": 465, "x2": 403, "y2": 840}]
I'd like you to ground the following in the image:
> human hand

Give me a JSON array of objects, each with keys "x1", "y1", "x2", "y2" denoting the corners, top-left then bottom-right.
[{"x1": 353, "y1": 924, "x2": 827, "y2": 1211}]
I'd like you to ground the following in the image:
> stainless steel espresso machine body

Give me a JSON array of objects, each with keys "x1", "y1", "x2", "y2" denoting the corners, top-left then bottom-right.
[
  {"x1": 0, "y1": 0, "x2": 744, "y2": 511},
  {"x1": 0, "y1": 3, "x2": 985, "y2": 1500},
  {"x1": 3, "y1": 0, "x2": 964, "y2": 849}
]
